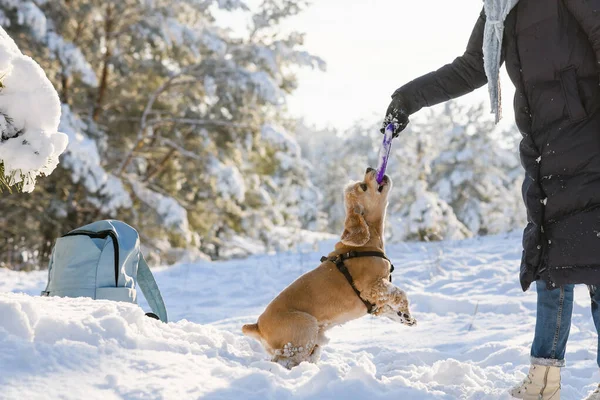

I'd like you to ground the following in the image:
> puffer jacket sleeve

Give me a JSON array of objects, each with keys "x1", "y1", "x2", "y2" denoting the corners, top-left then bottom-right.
[
  {"x1": 393, "y1": 8, "x2": 488, "y2": 115},
  {"x1": 563, "y1": 0, "x2": 600, "y2": 65}
]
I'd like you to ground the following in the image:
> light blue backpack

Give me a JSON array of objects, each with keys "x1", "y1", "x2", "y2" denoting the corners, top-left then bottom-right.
[{"x1": 41, "y1": 220, "x2": 168, "y2": 323}]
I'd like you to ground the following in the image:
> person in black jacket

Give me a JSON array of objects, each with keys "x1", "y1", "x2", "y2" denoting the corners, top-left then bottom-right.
[{"x1": 383, "y1": 1, "x2": 600, "y2": 399}]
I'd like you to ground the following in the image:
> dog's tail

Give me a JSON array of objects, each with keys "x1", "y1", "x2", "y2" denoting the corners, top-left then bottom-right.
[{"x1": 242, "y1": 323, "x2": 261, "y2": 340}]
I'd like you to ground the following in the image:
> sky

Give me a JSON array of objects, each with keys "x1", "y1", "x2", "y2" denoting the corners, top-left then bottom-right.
[
  {"x1": 215, "y1": 0, "x2": 517, "y2": 132},
  {"x1": 283, "y1": 0, "x2": 516, "y2": 131}
]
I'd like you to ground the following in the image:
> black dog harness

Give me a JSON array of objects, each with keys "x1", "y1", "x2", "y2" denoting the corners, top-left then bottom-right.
[{"x1": 320, "y1": 251, "x2": 395, "y2": 314}]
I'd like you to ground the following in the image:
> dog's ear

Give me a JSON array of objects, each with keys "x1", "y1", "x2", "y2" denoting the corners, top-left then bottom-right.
[{"x1": 341, "y1": 204, "x2": 370, "y2": 247}]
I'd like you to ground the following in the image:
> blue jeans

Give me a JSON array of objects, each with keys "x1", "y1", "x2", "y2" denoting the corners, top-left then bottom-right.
[{"x1": 531, "y1": 280, "x2": 600, "y2": 367}]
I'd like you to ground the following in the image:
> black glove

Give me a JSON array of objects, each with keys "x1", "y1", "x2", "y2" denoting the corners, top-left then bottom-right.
[{"x1": 381, "y1": 94, "x2": 410, "y2": 138}]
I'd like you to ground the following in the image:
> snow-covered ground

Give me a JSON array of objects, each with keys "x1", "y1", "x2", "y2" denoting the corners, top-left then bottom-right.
[{"x1": 1, "y1": 233, "x2": 598, "y2": 399}]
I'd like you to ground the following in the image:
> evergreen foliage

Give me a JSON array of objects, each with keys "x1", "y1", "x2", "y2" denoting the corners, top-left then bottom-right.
[{"x1": 0, "y1": 0, "x2": 325, "y2": 269}]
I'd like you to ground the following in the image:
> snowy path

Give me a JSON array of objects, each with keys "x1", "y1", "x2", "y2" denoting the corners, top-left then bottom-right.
[{"x1": 1, "y1": 234, "x2": 598, "y2": 399}]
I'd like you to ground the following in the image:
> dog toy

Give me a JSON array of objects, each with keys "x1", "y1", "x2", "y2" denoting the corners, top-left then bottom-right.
[{"x1": 376, "y1": 123, "x2": 394, "y2": 184}]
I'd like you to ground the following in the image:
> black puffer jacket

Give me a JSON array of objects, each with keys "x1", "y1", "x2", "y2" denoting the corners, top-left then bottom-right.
[{"x1": 394, "y1": 0, "x2": 600, "y2": 291}]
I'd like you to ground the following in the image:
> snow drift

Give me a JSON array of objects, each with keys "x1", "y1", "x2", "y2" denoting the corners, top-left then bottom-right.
[{"x1": 1, "y1": 234, "x2": 599, "y2": 399}]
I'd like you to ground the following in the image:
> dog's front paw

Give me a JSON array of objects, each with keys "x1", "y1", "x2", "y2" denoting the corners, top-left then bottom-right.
[
  {"x1": 397, "y1": 311, "x2": 417, "y2": 326},
  {"x1": 378, "y1": 305, "x2": 417, "y2": 326}
]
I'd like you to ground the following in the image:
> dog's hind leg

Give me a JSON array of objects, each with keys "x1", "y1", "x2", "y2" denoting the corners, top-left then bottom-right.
[
  {"x1": 308, "y1": 344, "x2": 322, "y2": 363},
  {"x1": 268, "y1": 311, "x2": 320, "y2": 368},
  {"x1": 304, "y1": 327, "x2": 329, "y2": 363}
]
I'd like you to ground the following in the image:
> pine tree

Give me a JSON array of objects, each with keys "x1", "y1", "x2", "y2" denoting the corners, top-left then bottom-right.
[
  {"x1": 0, "y1": 0, "x2": 327, "y2": 268},
  {"x1": 297, "y1": 101, "x2": 525, "y2": 243},
  {"x1": 429, "y1": 102, "x2": 525, "y2": 235}
]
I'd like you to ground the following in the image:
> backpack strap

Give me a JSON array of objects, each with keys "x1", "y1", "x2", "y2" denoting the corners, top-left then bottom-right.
[
  {"x1": 41, "y1": 247, "x2": 55, "y2": 296},
  {"x1": 137, "y1": 253, "x2": 168, "y2": 323}
]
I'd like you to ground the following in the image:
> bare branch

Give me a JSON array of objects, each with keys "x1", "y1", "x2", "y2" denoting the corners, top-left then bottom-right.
[
  {"x1": 159, "y1": 138, "x2": 203, "y2": 161},
  {"x1": 146, "y1": 118, "x2": 248, "y2": 129},
  {"x1": 115, "y1": 67, "x2": 200, "y2": 176}
]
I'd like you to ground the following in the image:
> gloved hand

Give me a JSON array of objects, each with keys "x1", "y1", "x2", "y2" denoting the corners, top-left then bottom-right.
[{"x1": 381, "y1": 94, "x2": 410, "y2": 137}]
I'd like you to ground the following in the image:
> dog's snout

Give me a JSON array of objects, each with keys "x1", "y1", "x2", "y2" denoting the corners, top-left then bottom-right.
[{"x1": 366, "y1": 167, "x2": 375, "y2": 174}]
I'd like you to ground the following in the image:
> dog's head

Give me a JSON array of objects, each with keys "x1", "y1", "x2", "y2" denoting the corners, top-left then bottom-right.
[{"x1": 341, "y1": 168, "x2": 392, "y2": 248}]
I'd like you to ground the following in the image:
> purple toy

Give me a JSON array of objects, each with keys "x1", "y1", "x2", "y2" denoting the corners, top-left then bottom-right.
[{"x1": 376, "y1": 123, "x2": 395, "y2": 184}]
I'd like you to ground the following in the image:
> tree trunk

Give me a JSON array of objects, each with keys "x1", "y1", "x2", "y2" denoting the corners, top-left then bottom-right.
[
  {"x1": 61, "y1": 73, "x2": 70, "y2": 105},
  {"x1": 92, "y1": 5, "x2": 114, "y2": 121}
]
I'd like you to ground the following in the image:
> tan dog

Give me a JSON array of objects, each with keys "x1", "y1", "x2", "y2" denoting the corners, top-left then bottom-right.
[{"x1": 242, "y1": 168, "x2": 416, "y2": 368}]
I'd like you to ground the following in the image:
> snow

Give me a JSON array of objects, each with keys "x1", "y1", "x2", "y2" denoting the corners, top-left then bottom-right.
[
  {"x1": 59, "y1": 105, "x2": 131, "y2": 214},
  {"x1": 46, "y1": 32, "x2": 98, "y2": 87},
  {"x1": 0, "y1": 26, "x2": 68, "y2": 192},
  {"x1": 261, "y1": 124, "x2": 301, "y2": 156},
  {"x1": 209, "y1": 157, "x2": 246, "y2": 202},
  {"x1": 14, "y1": 1, "x2": 46, "y2": 40},
  {"x1": 394, "y1": 180, "x2": 471, "y2": 242},
  {"x1": 250, "y1": 70, "x2": 283, "y2": 105},
  {"x1": 214, "y1": 0, "x2": 249, "y2": 10},
  {"x1": 204, "y1": 75, "x2": 218, "y2": 100},
  {"x1": 1, "y1": 233, "x2": 599, "y2": 399},
  {"x1": 2, "y1": 0, "x2": 97, "y2": 87},
  {"x1": 217, "y1": 229, "x2": 335, "y2": 259},
  {"x1": 202, "y1": 29, "x2": 228, "y2": 55},
  {"x1": 128, "y1": 178, "x2": 193, "y2": 243}
]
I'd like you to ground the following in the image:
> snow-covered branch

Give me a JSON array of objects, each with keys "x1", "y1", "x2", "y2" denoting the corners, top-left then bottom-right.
[{"x1": 0, "y1": 26, "x2": 67, "y2": 192}]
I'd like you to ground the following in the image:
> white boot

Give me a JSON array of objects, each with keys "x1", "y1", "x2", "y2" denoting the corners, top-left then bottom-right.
[
  {"x1": 584, "y1": 384, "x2": 600, "y2": 400},
  {"x1": 509, "y1": 364, "x2": 561, "y2": 400}
]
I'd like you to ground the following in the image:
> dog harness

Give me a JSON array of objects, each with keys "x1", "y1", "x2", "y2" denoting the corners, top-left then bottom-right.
[{"x1": 320, "y1": 251, "x2": 395, "y2": 315}]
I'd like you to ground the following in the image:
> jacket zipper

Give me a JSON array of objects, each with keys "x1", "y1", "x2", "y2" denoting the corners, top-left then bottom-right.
[{"x1": 62, "y1": 230, "x2": 120, "y2": 287}]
